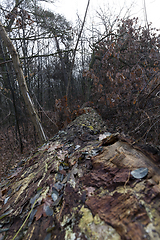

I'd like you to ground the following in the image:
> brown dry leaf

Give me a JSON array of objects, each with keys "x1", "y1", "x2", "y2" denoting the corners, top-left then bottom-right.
[
  {"x1": 35, "y1": 195, "x2": 54, "y2": 221},
  {"x1": 47, "y1": 142, "x2": 63, "y2": 152},
  {"x1": 57, "y1": 150, "x2": 68, "y2": 161},
  {"x1": 42, "y1": 195, "x2": 53, "y2": 207},
  {"x1": 1, "y1": 187, "x2": 8, "y2": 196},
  {"x1": 35, "y1": 204, "x2": 44, "y2": 221}
]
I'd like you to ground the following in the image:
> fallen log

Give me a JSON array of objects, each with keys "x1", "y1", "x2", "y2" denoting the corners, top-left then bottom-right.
[{"x1": 0, "y1": 107, "x2": 160, "y2": 240}]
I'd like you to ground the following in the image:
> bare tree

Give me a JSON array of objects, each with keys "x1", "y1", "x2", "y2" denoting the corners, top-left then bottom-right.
[
  {"x1": 66, "y1": 0, "x2": 90, "y2": 101},
  {"x1": 0, "y1": 21, "x2": 47, "y2": 143}
]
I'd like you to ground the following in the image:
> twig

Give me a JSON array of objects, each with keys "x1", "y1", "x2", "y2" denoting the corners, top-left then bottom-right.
[
  {"x1": 131, "y1": 110, "x2": 151, "y2": 133},
  {"x1": 134, "y1": 70, "x2": 160, "y2": 105},
  {"x1": 32, "y1": 91, "x2": 59, "y2": 130},
  {"x1": 0, "y1": 59, "x2": 12, "y2": 65},
  {"x1": 0, "y1": 111, "x2": 11, "y2": 124},
  {"x1": 132, "y1": 118, "x2": 160, "y2": 144},
  {"x1": 124, "y1": 171, "x2": 131, "y2": 191},
  {"x1": 144, "y1": 119, "x2": 160, "y2": 143},
  {"x1": 11, "y1": 197, "x2": 37, "y2": 240},
  {"x1": 142, "y1": 82, "x2": 160, "y2": 108}
]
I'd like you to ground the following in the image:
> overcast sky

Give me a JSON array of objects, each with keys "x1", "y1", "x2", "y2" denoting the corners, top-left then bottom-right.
[
  {"x1": 0, "y1": 0, "x2": 159, "y2": 29},
  {"x1": 43, "y1": 0, "x2": 160, "y2": 29}
]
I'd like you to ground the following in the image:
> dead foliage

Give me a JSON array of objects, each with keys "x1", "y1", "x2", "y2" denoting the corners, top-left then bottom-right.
[
  {"x1": 84, "y1": 18, "x2": 160, "y2": 145},
  {"x1": 0, "y1": 108, "x2": 160, "y2": 240}
]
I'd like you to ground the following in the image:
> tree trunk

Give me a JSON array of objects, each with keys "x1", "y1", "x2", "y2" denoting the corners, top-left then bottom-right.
[
  {"x1": 54, "y1": 35, "x2": 68, "y2": 91},
  {"x1": 0, "y1": 21, "x2": 47, "y2": 144},
  {"x1": 66, "y1": 0, "x2": 90, "y2": 101},
  {"x1": 0, "y1": 108, "x2": 160, "y2": 240},
  {"x1": 0, "y1": 36, "x2": 24, "y2": 153}
]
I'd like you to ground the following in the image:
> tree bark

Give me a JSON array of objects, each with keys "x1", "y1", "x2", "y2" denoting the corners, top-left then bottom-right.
[
  {"x1": 0, "y1": 36, "x2": 24, "y2": 153},
  {"x1": 0, "y1": 21, "x2": 47, "y2": 144},
  {"x1": 1, "y1": 108, "x2": 160, "y2": 240},
  {"x1": 54, "y1": 35, "x2": 68, "y2": 91}
]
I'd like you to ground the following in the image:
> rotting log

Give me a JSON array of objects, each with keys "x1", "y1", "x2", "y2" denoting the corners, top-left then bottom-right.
[{"x1": 0, "y1": 107, "x2": 160, "y2": 240}]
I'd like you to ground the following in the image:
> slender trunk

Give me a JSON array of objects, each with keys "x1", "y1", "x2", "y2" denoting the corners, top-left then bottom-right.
[
  {"x1": 54, "y1": 35, "x2": 68, "y2": 91},
  {"x1": 0, "y1": 36, "x2": 24, "y2": 152},
  {"x1": 66, "y1": 0, "x2": 90, "y2": 101},
  {"x1": 0, "y1": 21, "x2": 47, "y2": 144}
]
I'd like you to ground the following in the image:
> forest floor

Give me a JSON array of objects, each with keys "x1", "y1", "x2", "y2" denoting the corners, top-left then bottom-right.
[
  {"x1": 1, "y1": 107, "x2": 160, "y2": 240},
  {"x1": 1, "y1": 108, "x2": 158, "y2": 183},
  {"x1": 0, "y1": 128, "x2": 35, "y2": 182},
  {"x1": 0, "y1": 115, "x2": 114, "y2": 182},
  {"x1": 0, "y1": 119, "x2": 59, "y2": 182}
]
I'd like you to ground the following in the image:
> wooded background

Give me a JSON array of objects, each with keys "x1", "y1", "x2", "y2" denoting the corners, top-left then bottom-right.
[{"x1": 0, "y1": 0, "x2": 160, "y2": 170}]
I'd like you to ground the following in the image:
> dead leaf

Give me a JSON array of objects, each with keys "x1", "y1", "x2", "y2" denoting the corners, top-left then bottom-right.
[
  {"x1": 35, "y1": 195, "x2": 54, "y2": 221},
  {"x1": 57, "y1": 150, "x2": 68, "y2": 160},
  {"x1": 35, "y1": 204, "x2": 44, "y2": 221},
  {"x1": 47, "y1": 142, "x2": 63, "y2": 152}
]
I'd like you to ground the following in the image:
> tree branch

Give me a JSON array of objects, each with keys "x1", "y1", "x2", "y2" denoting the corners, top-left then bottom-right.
[{"x1": 66, "y1": 0, "x2": 90, "y2": 101}]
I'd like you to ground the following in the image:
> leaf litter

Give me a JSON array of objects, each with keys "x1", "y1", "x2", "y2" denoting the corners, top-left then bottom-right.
[{"x1": 0, "y1": 108, "x2": 160, "y2": 240}]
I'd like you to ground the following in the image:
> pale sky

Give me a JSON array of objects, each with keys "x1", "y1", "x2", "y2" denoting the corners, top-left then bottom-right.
[
  {"x1": 0, "y1": 0, "x2": 159, "y2": 29},
  {"x1": 43, "y1": 0, "x2": 160, "y2": 29}
]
